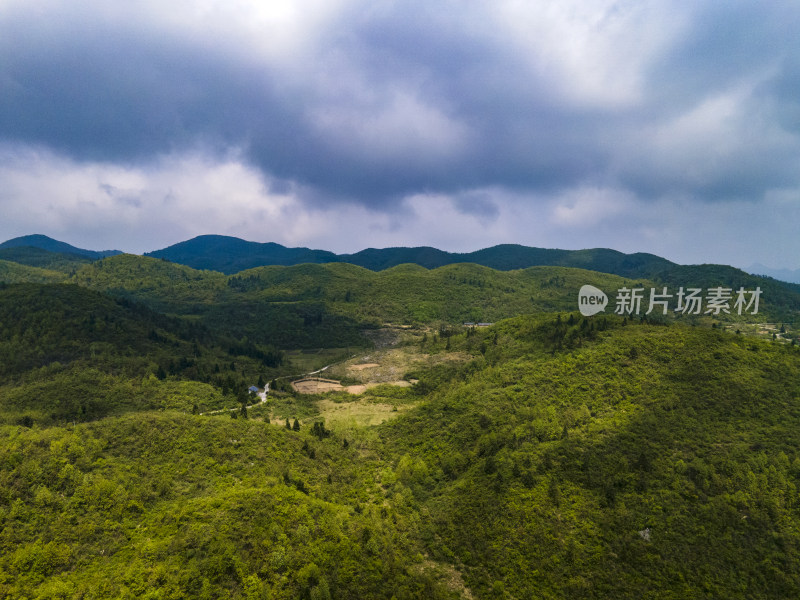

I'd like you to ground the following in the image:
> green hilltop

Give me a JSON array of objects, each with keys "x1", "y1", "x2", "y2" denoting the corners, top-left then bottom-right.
[
  {"x1": 0, "y1": 234, "x2": 121, "y2": 260},
  {"x1": 147, "y1": 234, "x2": 676, "y2": 276},
  {"x1": 65, "y1": 254, "x2": 800, "y2": 349}
]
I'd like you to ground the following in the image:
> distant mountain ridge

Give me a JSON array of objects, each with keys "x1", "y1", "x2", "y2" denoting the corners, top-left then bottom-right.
[
  {"x1": 0, "y1": 234, "x2": 122, "y2": 260},
  {"x1": 746, "y1": 263, "x2": 800, "y2": 285},
  {"x1": 145, "y1": 235, "x2": 338, "y2": 274},
  {"x1": 145, "y1": 234, "x2": 678, "y2": 277}
]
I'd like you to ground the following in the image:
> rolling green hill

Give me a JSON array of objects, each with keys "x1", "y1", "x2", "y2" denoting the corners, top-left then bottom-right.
[
  {"x1": 0, "y1": 246, "x2": 92, "y2": 273},
  {"x1": 0, "y1": 283, "x2": 283, "y2": 426},
  {"x1": 376, "y1": 315, "x2": 800, "y2": 598},
  {"x1": 0, "y1": 412, "x2": 455, "y2": 599},
  {"x1": 146, "y1": 235, "x2": 677, "y2": 276},
  {"x1": 4, "y1": 236, "x2": 800, "y2": 598},
  {"x1": 0, "y1": 259, "x2": 67, "y2": 284},
  {"x1": 68, "y1": 256, "x2": 643, "y2": 347},
  {"x1": 3, "y1": 313, "x2": 800, "y2": 598},
  {"x1": 67, "y1": 256, "x2": 800, "y2": 351}
]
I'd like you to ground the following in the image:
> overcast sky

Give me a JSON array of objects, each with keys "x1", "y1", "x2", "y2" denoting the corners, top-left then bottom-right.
[{"x1": 1, "y1": 0, "x2": 799, "y2": 269}]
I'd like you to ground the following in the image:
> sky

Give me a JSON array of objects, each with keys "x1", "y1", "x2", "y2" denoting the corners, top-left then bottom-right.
[{"x1": 1, "y1": 0, "x2": 799, "y2": 269}]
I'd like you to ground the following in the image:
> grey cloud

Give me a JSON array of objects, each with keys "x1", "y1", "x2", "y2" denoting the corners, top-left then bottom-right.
[
  {"x1": 0, "y1": 0, "x2": 799, "y2": 211},
  {"x1": 453, "y1": 192, "x2": 500, "y2": 221}
]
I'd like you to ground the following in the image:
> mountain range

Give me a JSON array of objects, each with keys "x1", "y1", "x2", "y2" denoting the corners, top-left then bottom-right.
[
  {"x1": 3, "y1": 234, "x2": 800, "y2": 297},
  {"x1": 143, "y1": 234, "x2": 679, "y2": 276},
  {"x1": 0, "y1": 234, "x2": 122, "y2": 261},
  {"x1": 746, "y1": 263, "x2": 800, "y2": 285}
]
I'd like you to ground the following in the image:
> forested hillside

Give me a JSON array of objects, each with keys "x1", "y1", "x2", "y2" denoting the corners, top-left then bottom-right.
[
  {"x1": 0, "y1": 260, "x2": 67, "y2": 285},
  {"x1": 1, "y1": 240, "x2": 799, "y2": 598},
  {"x1": 66, "y1": 255, "x2": 800, "y2": 349},
  {"x1": 0, "y1": 284, "x2": 283, "y2": 426},
  {"x1": 2, "y1": 312, "x2": 800, "y2": 598},
  {"x1": 145, "y1": 235, "x2": 677, "y2": 276},
  {"x1": 0, "y1": 247, "x2": 90, "y2": 273},
  {"x1": 0, "y1": 234, "x2": 121, "y2": 260},
  {"x1": 381, "y1": 316, "x2": 800, "y2": 598}
]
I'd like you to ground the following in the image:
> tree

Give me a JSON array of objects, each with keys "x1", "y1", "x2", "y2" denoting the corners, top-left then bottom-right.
[
  {"x1": 312, "y1": 420, "x2": 330, "y2": 439},
  {"x1": 285, "y1": 418, "x2": 291, "y2": 429},
  {"x1": 292, "y1": 418, "x2": 301, "y2": 431}
]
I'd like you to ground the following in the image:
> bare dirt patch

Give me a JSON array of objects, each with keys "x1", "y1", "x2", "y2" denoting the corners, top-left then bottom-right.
[
  {"x1": 332, "y1": 348, "x2": 468, "y2": 384},
  {"x1": 344, "y1": 380, "x2": 412, "y2": 394},
  {"x1": 291, "y1": 378, "x2": 345, "y2": 393},
  {"x1": 292, "y1": 377, "x2": 413, "y2": 395},
  {"x1": 350, "y1": 363, "x2": 380, "y2": 371}
]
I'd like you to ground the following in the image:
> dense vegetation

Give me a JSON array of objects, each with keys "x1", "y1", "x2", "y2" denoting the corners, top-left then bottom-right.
[
  {"x1": 0, "y1": 284, "x2": 283, "y2": 426},
  {"x1": 0, "y1": 247, "x2": 91, "y2": 273},
  {"x1": 0, "y1": 413, "x2": 460, "y2": 599},
  {"x1": 382, "y1": 316, "x2": 800, "y2": 598},
  {"x1": 2, "y1": 309, "x2": 800, "y2": 598},
  {"x1": 67, "y1": 255, "x2": 800, "y2": 348},
  {"x1": 2, "y1": 239, "x2": 800, "y2": 598},
  {"x1": 0, "y1": 259, "x2": 67, "y2": 285}
]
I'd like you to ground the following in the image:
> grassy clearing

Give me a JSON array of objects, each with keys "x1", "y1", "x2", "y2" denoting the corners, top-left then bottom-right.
[
  {"x1": 317, "y1": 397, "x2": 412, "y2": 428},
  {"x1": 283, "y1": 347, "x2": 357, "y2": 375}
]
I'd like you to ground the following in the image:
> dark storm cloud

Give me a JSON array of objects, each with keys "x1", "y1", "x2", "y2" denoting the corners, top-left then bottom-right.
[
  {"x1": 0, "y1": 7, "x2": 290, "y2": 163},
  {"x1": 1, "y1": 0, "x2": 799, "y2": 209}
]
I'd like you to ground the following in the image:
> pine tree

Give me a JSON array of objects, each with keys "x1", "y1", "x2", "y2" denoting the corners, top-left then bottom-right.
[{"x1": 292, "y1": 418, "x2": 301, "y2": 431}]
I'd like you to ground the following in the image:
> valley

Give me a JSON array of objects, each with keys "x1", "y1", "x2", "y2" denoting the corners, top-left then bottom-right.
[{"x1": 1, "y1": 238, "x2": 800, "y2": 598}]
